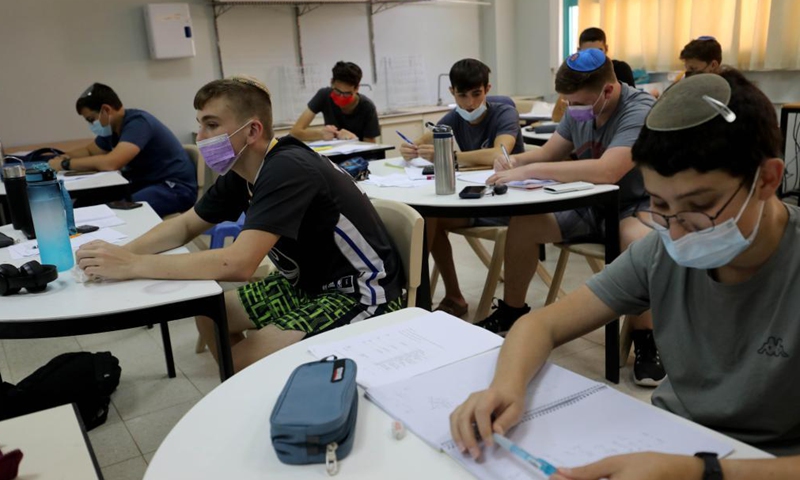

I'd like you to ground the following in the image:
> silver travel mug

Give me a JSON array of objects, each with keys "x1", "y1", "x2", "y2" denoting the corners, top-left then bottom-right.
[{"x1": 432, "y1": 125, "x2": 456, "y2": 195}]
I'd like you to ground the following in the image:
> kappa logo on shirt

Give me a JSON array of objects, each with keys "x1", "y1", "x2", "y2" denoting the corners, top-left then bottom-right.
[{"x1": 757, "y1": 337, "x2": 790, "y2": 358}]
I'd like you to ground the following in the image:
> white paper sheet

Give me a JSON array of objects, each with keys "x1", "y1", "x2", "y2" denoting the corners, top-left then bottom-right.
[
  {"x1": 8, "y1": 228, "x2": 128, "y2": 259},
  {"x1": 363, "y1": 174, "x2": 433, "y2": 188},
  {"x1": 457, "y1": 170, "x2": 494, "y2": 185},
  {"x1": 386, "y1": 157, "x2": 434, "y2": 169},
  {"x1": 308, "y1": 311, "x2": 503, "y2": 389}
]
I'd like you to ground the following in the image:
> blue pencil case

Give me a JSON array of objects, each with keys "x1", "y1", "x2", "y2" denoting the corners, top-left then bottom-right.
[{"x1": 270, "y1": 357, "x2": 358, "y2": 475}]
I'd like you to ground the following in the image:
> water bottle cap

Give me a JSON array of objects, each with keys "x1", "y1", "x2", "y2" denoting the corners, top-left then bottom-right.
[
  {"x1": 432, "y1": 124, "x2": 453, "y2": 139},
  {"x1": 2, "y1": 165, "x2": 25, "y2": 179}
]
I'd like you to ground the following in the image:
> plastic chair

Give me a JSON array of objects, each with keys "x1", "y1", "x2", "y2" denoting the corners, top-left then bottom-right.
[
  {"x1": 544, "y1": 243, "x2": 633, "y2": 366},
  {"x1": 207, "y1": 214, "x2": 246, "y2": 249},
  {"x1": 371, "y1": 199, "x2": 424, "y2": 307}
]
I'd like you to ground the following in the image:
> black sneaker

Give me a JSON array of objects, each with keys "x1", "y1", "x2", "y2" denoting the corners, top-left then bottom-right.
[
  {"x1": 631, "y1": 329, "x2": 666, "y2": 387},
  {"x1": 475, "y1": 299, "x2": 531, "y2": 335}
]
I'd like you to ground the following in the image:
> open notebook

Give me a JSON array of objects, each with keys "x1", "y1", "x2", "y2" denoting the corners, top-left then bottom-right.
[
  {"x1": 309, "y1": 314, "x2": 733, "y2": 479},
  {"x1": 367, "y1": 349, "x2": 733, "y2": 479}
]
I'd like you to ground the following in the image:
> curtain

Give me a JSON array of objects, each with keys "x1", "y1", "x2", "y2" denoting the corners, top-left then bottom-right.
[{"x1": 577, "y1": 0, "x2": 800, "y2": 71}]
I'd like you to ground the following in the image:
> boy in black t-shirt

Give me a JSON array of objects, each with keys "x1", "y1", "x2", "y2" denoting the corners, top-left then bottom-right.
[
  {"x1": 75, "y1": 76, "x2": 404, "y2": 373},
  {"x1": 291, "y1": 61, "x2": 381, "y2": 142}
]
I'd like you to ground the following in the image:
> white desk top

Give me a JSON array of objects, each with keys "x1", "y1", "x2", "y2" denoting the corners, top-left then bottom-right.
[
  {"x1": 363, "y1": 158, "x2": 618, "y2": 208},
  {"x1": 320, "y1": 141, "x2": 395, "y2": 157},
  {"x1": 0, "y1": 404, "x2": 101, "y2": 480},
  {"x1": 144, "y1": 308, "x2": 770, "y2": 480},
  {"x1": 0, "y1": 170, "x2": 129, "y2": 196},
  {"x1": 0, "y1": 203, "x2": 222, "y2": 321},
  {"x1": 522, "y1": 128, "x2": 555, "y2": 142}
]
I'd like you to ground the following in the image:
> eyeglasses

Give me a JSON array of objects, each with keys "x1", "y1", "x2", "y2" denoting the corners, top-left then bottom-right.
[
  {"x1": 634, "y1": 182, "x2": 745, "y2": 233},
  {"x1": 332, "y1": 88, "x2": 355, "y2": 98}
]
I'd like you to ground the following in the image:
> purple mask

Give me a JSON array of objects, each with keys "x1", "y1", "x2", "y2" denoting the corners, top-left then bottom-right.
[
  {"x1": 197, "y1": 121, "x2": 251, "y2": 175},
  {"x1": 566, "y1": 90, "x2": 606, "y2": 123}
]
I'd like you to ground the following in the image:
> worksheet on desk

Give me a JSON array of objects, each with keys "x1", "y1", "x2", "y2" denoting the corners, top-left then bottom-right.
[{"x1": 307, "y1": 311, "x2": 503, "y2": 389}]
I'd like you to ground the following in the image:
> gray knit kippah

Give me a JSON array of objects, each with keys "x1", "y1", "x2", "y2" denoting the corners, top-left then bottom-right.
[{"x1": 646, "y1": 73, "x2": 735, "y2": 131}]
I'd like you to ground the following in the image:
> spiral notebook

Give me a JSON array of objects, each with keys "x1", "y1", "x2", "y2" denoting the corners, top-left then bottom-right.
[{"x1": 367, "y1": 350, "x2": 733, "y2": 479}]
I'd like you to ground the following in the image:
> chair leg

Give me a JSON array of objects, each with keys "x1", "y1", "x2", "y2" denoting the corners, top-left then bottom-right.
[
  {"x1": 195, "y1": 334, "x2": 206, "y2": 354},
  {"x1": 536, "y1": 264, "x2": 567, "y2": 299},
  {"x1": 463, "y1": 235, "x2": 505, "y2": 283},
  {"x1": 474, "y1": 230, "x2": 507, "y2": 322},
  {"x1": 545, "y1": 250, "x2": 571, "y2": 306},
  {"x1": 430, "y1": 264, "x2": 440, "y2": 295},
  {"x1": 619, "y1": 315, "x2": 634, "y2": 367},
  {"x1": 406, "y1": 288, "x2": 417, "y2": 309},
  {"x1": 586, "y1": 257, "x2": 605, "y2": 274}
]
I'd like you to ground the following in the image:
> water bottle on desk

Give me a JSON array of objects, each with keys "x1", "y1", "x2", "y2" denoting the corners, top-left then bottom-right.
[
  {"x1": 432, "y1": 125, "x2": 456, "y2": 195},
  {"x1": 2, "y1": 163, "x2": 35, "y2": 238},
  {"x1": 27, "y1": 168, "x2": 75, "y2": 272}
]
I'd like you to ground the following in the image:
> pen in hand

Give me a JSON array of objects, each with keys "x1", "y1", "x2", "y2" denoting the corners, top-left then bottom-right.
[
  {"x1": 396, "y1": 130, "x2": 415, "y2": 146},
  {"x1": 500, "y1": 145, "x2": 514, "y2": 170}
]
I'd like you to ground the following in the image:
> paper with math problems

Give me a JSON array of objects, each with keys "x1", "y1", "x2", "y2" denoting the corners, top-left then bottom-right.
[
  {"x1": 367, "y1": 349, "x2": 734, "y2": 479},
  {"x1": 307, "y1": 311, "x2": 503, "y2": 389}
]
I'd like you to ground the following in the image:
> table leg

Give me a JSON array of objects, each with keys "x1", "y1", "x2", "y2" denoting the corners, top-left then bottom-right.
[
  {"x1": 212, "y1": 293, "x2": 234, "y2": 381},
  {"x1": 601, "y1": 191, "x2": 621, "y2": 384},
  {"x1": 416, "y1": 220, "x2": 432, "y2": 310},
  {"x1": 159, "y1": 322, "x2": 177, "y2": 378}
]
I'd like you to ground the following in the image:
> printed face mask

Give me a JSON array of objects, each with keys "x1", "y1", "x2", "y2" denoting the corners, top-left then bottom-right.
[{"x1": 196, "y1": 120, "x2": 252, "y2": 175}]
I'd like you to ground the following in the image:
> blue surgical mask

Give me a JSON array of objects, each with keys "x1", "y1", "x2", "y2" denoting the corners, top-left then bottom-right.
[
  {"x1": 90, "y1": 109, "x2": 113, "y2": 137},
  {"x1": 658, "y1": 170, "x2": 765, "y2": 269},
  {"x1": 455, "y1": 103, "x2": 487, "y2": 123}
]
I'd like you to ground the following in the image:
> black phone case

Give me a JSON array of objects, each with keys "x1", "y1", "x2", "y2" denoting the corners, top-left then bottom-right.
[{"x1": 459, "y1": 186, "x2": 486, "y2": 199}]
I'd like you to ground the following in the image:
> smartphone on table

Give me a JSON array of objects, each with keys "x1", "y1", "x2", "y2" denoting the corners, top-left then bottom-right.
[
  {"x1": 107, "y1": 201, "x2": 143, "y2": 210},
  {"x1": 459, "y1": 186, "x2": 488, "y2": 199}
]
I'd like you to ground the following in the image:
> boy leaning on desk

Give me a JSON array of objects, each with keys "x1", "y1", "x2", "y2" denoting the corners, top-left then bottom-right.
[
  {"x1": 450, "y1": 72, "x2": 800, "y2": 478},
  {"x1": 72, "y1": 75, "x2": 404, "y2": 373}
]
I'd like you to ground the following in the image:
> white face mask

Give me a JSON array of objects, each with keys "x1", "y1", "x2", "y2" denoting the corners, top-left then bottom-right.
[
  {"x1": 658, "y1": 170, "x2": 765, "y2": 269},
  {"x1": 455, "y1": 102, "x2": 487, "y2": 123}
]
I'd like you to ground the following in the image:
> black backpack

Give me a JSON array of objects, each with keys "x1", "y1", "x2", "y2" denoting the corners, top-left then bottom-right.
[{"x1": 0, "y1": 351, "x2": 121, "y2": 430}]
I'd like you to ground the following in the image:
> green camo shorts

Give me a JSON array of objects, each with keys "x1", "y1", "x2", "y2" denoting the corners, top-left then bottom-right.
[{"x1": 237, "y1": 273, "x2": 403, "y2": 335}]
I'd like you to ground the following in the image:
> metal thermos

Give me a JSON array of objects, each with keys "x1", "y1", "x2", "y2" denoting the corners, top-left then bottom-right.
[
  {"x1": 2, "y1": 164, "x2": 35, "y2": 238},
  {"x1": 432, "y1": 125, "x2": 456, "y2": 195}
]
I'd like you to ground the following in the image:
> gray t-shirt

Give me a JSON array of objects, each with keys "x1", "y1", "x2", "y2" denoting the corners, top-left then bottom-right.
[
  {"x1": 556, "y1": 83, "x2": 655, "y2": 210},
  {"x1": 438, "y1": 102, "x2": 525, "y2": 155},
  {"x1": 587, "y1": 204, "x2": 800, "y2": 455}
]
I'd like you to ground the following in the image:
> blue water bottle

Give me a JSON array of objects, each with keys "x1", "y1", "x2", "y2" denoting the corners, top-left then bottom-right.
[{"x1": 27, "y1": 169, "x2": 75, "y2": 272}]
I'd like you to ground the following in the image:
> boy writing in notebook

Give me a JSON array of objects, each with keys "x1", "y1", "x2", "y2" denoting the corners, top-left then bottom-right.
[
  {"x1": 451, "y1": 71, "x2": 800, "y2": 478},
  {"x1": 398, "y1": 58, "x2": 524, "y2": 319},
  {"x1": 291, "y1": 61, "x2": 380, "y2": 142},
  {"x1": 75, "y1": 76, "x2": 403, "y2": 373}
]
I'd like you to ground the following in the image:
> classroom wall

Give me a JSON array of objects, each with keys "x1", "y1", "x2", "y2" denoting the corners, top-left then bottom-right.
[
  {"x1": 513, "y1": 0, "x2": 558, "y2": 99},
  {"x1": 0, "y1": 0, "x2": 220, "y2": 147},
  {"x1": 0, "y1": 1, "x2": 482, "y2": 147}
]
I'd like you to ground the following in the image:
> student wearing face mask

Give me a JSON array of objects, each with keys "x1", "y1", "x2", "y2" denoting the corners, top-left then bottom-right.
[
  {"x1": 49, "y1": 83, "x2": 197, "y2": 217},
  {"x1": 74, "y1": 76, "x2": 404, "y2": 373},
  {"x1": 290, "y1": 61, "x2": 380, "y2": 143},
  {"x1": 451, "y1": 70, "x2": 800, "y2": 480},
  {"x1": 397, "y1": 58, "x2": 524, "y2": 319},
  {"x1": 479, "y1": 49, "x2": 662, "y2": 386}
]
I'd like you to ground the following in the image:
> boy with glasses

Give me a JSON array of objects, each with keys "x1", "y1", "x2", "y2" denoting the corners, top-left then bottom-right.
[
  {"x1": 50, "y1": 83, "x2": 197, "y2": 217},
  {"x1": 681, "y1": 36, "x2": 723, "y2": 77},
  {"x1": 291, "y1": 61, "x2": 380, "y2": 142},
  {"x1": 451, "y1": 70, "x2": 800, "y2": 478}
]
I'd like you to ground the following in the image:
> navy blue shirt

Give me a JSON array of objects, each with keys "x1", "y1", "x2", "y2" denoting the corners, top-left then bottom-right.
[
  {"x1": 95, "y1": 109, "x2": 197, "y2": 193},
  {"x1": 437, "y1": 102, "x2": 524, "y2": 155}
]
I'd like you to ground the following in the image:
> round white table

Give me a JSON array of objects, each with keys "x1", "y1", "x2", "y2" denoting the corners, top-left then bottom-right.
[
  {"x1": 144, "y1": 307, "x2": 771, "y2": 480},
  {"x1": 362, "y1": 159, "x2": 624, "y2": 383}
]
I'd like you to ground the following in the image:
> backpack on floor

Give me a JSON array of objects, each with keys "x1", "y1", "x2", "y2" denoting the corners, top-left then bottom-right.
[{"x1": 0, "y1": 351, "x2": 121, "y2": 430}]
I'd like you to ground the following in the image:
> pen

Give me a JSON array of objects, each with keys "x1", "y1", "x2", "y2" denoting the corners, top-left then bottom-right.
[
  {"x1": 492, "y1": 433, "x2": 557, "y2": 477},
  {"x1": 396, "y1": 130, "x2": 415, "y2": 145},
  {"x1": 500, "y1": 145, "x2": 513, "y2": 169}
]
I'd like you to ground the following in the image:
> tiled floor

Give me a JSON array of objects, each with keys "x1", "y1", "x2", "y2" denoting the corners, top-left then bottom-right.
[{"x1": 0, "y1": 237, "x2": 651, "y2": 479}]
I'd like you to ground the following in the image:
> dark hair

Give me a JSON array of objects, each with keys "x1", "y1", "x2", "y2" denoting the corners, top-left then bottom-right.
[
  {"x1": 75, "y1": 83, "x2": 122, "y2": 114},
  {"x1": 449, "y1": 58, "x2": 491, "y2": 92},
  {"x1": 193, "y1": 76, "x2": 274, "y2": 140},
  {"x1": 554, "y1": 57, "x2": 616, "y2": 94},
  {"x1": 633, "y1": 69, "x2": 782, "y2": 183},
  {"x1": 680, "y1": 37, "x2": 722, "y2": 64},
  {"x1": 579, "y1": 27, "x2": 607, "y2": 45},
  {"x1": 331, "y1": 61, "x2": 362, "y2": 87}
]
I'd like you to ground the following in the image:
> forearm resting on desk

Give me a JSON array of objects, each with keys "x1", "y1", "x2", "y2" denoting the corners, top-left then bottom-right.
[
  {"x1": 520, "y1": 159, "x2": 625, "y2": 184},
  {"x1": 721, "y1": 456, "x2": 800, "y2": 479}
]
